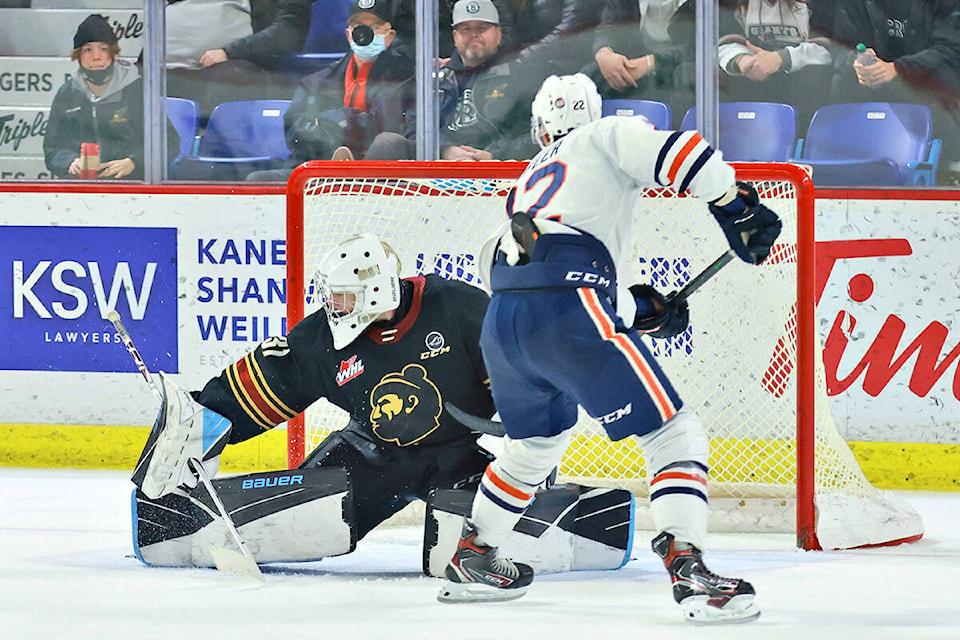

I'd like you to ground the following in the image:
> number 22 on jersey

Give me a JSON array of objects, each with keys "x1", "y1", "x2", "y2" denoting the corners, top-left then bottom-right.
[{"x1": 506, "y1": 160, "x2": 567, "y2": 222}]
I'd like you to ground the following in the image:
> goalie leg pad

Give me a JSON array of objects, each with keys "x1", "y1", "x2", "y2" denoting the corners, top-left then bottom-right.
[
  {"x1": 132, "y1": 372, "x2": 232, "y2": 499},
  {"x1": 133, "y1": 467, "x2": 355, "y2": 567},
  {"x1": 425, "y1": 484, "x2": 634, "y2": 577},
  {"x1": 469, "y1": 432, "x2": 572, "y2": 547},
  {"x1": 636, "y1": 406, "x2": 709, "y2": 550}
]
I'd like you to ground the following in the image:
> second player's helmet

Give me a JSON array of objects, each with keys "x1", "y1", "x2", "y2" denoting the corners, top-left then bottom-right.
[
  {"x1": 530, "y1": 73, "x2": 602, "y2": 149},
  {"x1": 314, "y1": 233, "x2": 402, "y2": 349}
]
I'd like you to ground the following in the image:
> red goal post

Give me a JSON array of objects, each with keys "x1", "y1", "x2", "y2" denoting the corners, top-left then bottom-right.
[{"x1": 285, "y1": 160, "x2": 923, "y2": 551}]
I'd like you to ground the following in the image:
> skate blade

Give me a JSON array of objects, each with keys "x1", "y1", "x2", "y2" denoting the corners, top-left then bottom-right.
[
  {"x1": 681, "y1": 594, "x2": 760, "y2": 625},
  {"x1": 210, "y1": 546, "x2": 266, "y2": 583},
  {"x1": 437, "y1": 580, "x2": 528, "y2": 603}
]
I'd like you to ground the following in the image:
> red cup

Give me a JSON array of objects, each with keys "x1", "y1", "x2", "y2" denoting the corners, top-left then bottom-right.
[{"x1": 79, "y1": 142, "x2": 100, "y2": 179}]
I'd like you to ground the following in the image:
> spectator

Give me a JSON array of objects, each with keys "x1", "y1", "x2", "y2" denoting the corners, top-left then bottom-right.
[
  {"x1": 390, "y1": 0, "x2": 518, "y2": 59},
  {"x1": 584, "y1": 0, "x2": 696, "y2": 128},
  {"x1": 810, "y1": 0, "x2": 960, "y2": 183},
  {"x1": 438, "y1": 0, "x2": 541, "y2": 161},
  {"x1": 164, "y1": 0, "x2": 311, "y2": 122},
  {"x1": 718, "y1": 0, "x2": 833, "y2": 133},
  {"x1": 43, "y1": 14, "x2": 144, "y2": 180},
  {"x1": 247, "y1": 0, "x2": 415, "y2": 181},
  {"x1": 513, "y1": 0, "x2": 605, "y2": 76}
]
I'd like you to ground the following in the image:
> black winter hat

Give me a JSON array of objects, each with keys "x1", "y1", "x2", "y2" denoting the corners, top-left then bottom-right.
[{"x1": 73, "y1": 14, "x2": 118, "y2": 50}]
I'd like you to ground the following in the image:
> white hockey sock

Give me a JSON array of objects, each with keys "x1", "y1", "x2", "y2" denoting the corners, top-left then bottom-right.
[
  {"x1": 470, "y1": 462, "x2": 538, "y2": 548},
  {"x1": 649, "y1": 462, "x2": 709, "y2": 550},
  {"x1": 637, "y1": 407, "x2": 710, "y2": 549}
]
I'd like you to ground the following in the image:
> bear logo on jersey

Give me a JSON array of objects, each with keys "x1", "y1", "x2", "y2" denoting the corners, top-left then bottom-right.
[{"x1": 369, "y1": 364, "x2": 442, "y2": 446}]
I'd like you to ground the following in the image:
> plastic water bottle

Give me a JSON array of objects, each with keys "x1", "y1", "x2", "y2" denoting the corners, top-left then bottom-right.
[{"x1": 856, "y1": 43, "x2": 877, "y2": 66}]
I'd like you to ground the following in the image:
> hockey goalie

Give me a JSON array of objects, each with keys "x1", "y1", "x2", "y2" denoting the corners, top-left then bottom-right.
[{"x1": 130, "y1": 233, "x2": 635, "y2": 576}]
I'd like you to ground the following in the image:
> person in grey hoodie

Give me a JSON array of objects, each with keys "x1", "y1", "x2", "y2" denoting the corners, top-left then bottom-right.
[{"x1": 43, "y1": 14, "x2": 144, "y2": 180}]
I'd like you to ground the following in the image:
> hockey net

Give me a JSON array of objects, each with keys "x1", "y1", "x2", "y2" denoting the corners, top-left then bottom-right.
[{"x1": 286, "y1": 160, "x2": 923, "y2": 550}]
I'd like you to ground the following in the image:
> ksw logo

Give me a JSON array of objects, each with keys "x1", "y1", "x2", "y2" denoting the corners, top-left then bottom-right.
[
  {"x1": 13, "y1": 260, "x2": 156, "y2": 320},
  {"x1": 1, "y1": 226, "x2": 178, "y2": 373}
]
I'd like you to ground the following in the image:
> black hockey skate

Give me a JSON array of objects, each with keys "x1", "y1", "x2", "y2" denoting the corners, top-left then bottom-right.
[
  {"x1": 652, "y1": 531, "x2": 760, "y2": 625},
  {"x1": 437, "y1": 520, "x2": 534, "y2": 603}
]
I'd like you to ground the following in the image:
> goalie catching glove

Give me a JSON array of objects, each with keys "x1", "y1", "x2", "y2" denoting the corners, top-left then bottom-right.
[
  {"x1": 708, "y1": 181, "x2": 782, "y2": 265},
  {"x1": 131, "y1": 372, "x2": 232, "y2": 499},
  {"x1": 631, "y1": 284, "x2": 689, "y2": 338}
]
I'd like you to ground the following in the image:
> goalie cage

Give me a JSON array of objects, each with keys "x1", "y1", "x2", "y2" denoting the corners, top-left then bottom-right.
[{"x1": 285, "y1": 160, "x2": 923, "y2": 551}]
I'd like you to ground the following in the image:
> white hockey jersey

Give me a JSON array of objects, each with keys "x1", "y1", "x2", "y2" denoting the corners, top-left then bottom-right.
[{"x1": 479, "y1": 115, "x2": 737, "y2": 318}]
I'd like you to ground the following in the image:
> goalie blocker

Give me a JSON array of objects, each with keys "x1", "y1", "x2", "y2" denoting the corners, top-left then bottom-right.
[{"x1": 133, "y1": 468, "x2": 634, "y2": 574}]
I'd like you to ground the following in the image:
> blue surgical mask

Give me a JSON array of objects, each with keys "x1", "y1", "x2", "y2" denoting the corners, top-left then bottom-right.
[{"x1": 351, "y1": 33, "x2": 387, "y2": 62}]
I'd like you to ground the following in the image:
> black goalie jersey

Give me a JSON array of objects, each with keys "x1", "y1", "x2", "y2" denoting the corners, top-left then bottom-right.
[{"x1": 196, "y1": 275, "x2": 496, "y2": 457}]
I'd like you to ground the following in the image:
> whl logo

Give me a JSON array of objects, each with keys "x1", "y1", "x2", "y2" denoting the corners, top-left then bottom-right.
[
  {"x1": 336, "y1": 355, "x2": 364, "y2": 386},
  {"x1": 0, "y1": 226, "x2": 178, "y2": 373}
]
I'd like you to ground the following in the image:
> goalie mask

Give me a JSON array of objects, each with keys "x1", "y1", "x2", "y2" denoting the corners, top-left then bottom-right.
[
  {"x1": 530, "y1": 73, "x2": 602, "y2": 149},
  {"x1": 314, "y1": 234, "x2": 402, "y2": 350}
]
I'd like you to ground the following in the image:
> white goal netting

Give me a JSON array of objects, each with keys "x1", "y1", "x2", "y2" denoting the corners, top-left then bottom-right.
[{"x1": 286, "y1": 161, "x2": 922, "y2": 550}]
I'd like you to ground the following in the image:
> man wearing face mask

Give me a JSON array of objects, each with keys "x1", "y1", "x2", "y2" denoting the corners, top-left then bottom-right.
[
  {"x1": 43, "y1": 14, "x2": 146, "y2": 180},
  {"x1": 247, "y1": 0, "x2": 415, "y2": 181}
]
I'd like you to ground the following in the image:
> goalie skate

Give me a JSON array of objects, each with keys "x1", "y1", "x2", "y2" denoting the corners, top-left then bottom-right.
[
  {"x1": 132, "y1": 372, "x2": 231, "y2": 500},
  {"x1": 438, "y1": 521, "x2": 534, "y2": 603},
  {"x1": 652, "y1": 532, "x2": 760, "y2": 625}
]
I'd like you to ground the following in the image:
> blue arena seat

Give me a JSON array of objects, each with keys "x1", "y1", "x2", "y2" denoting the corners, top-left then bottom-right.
[
  {"x1": 601, "y1": 99, "x2": 672, "y2": 130},
  {"x1": 282, "y1": 0, "x2": 350, "y2": 75},
  {"x1": 165, "y1": 97, "x2": 200, "y2": 161},
  {"x1": 792, "y1": 102, "x2": 940, "y2": 186},
  {"x1": 171, "y1": 100, "x2": 292, "y2": 181},
  {"x1": 681, "y1": 102, "x2": 798, "y2": 162}
]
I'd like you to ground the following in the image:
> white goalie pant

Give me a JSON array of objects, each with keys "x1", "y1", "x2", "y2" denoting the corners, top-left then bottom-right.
[
  {"x1": 471, "y1": 430, "x2": 573, "y2": 547},
  {"x1": 636, "y1": 406, "x2": 710, "y2": 550}
]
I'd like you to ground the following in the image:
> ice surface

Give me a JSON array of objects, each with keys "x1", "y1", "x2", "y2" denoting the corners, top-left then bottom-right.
[{"x1": 1, "y1": 468, "x2": 958, "y2": 640}]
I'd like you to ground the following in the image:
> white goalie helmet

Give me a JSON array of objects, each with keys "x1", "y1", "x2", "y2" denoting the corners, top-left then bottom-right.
[
  {"x1": 314, "y1": 234, "x2": 402, "y2": 350},
  {"x1": 530, "y1": 73, "x2": 602, "y2": 149}
]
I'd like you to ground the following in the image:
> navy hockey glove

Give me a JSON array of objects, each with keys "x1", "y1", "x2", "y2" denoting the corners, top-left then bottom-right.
[
  {"x1": 630, "y1": 284, "x2": 689, "y2": 338},
  {"x1": 708, "y1": 181, "x2": 782, "y2": 265}
]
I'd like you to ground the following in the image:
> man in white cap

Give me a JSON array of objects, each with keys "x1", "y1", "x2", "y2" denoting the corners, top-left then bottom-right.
[{"x1": 437, "y1": 0, "x2": 542, "y2": 161}]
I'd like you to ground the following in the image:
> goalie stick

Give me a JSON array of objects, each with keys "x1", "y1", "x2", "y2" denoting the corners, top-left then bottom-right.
[
  {"x1": 446, "y1": 251, "x2": 735, "y2": 435},
  {"x1": 108, "y1": 310, "x2": 265, "y2": 583}
]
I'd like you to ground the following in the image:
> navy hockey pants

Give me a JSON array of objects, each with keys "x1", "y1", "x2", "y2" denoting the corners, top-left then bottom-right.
[{"x1": 480, "y1": 286, "x2": 684, "y2": 442}]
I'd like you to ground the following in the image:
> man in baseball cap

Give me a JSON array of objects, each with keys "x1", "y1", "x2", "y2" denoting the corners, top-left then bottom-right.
[
  {"x1": 451, "y1": 0, "x2": 500, "y2": 28},
  {"x1": 450, "y1": 0, "x2": 501, "y2": 69}
]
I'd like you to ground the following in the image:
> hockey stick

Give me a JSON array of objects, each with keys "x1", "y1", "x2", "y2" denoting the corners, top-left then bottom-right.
[
  {"x1": 108, "y1": 310, "x2": 265, "y2": 583},
  {"x1": 446, "y1": 252, "x2": 737, "y2": 436},
  {"x1": 446, "y1": 403, "x2": 505, "y2": 437},
  {"x1": 108, "y1": 309, "x2": 163, "y2": 404},
  {"x1": 668, "y1": 249, "x2": 735, "y2": 305},
  {"x1": 188, "y1": 459, "x2": 265, "y2": 583}
]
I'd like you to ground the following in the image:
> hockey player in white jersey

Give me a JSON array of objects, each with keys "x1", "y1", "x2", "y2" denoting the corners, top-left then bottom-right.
[{"x1": 438, "y1": 74, "x2": 781, "y2": 624}]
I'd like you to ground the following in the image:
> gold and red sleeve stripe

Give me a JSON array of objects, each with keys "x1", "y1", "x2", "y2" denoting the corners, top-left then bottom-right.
[{"x1": 225, "y1": 352, "x2": 298, "y2": 430}]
